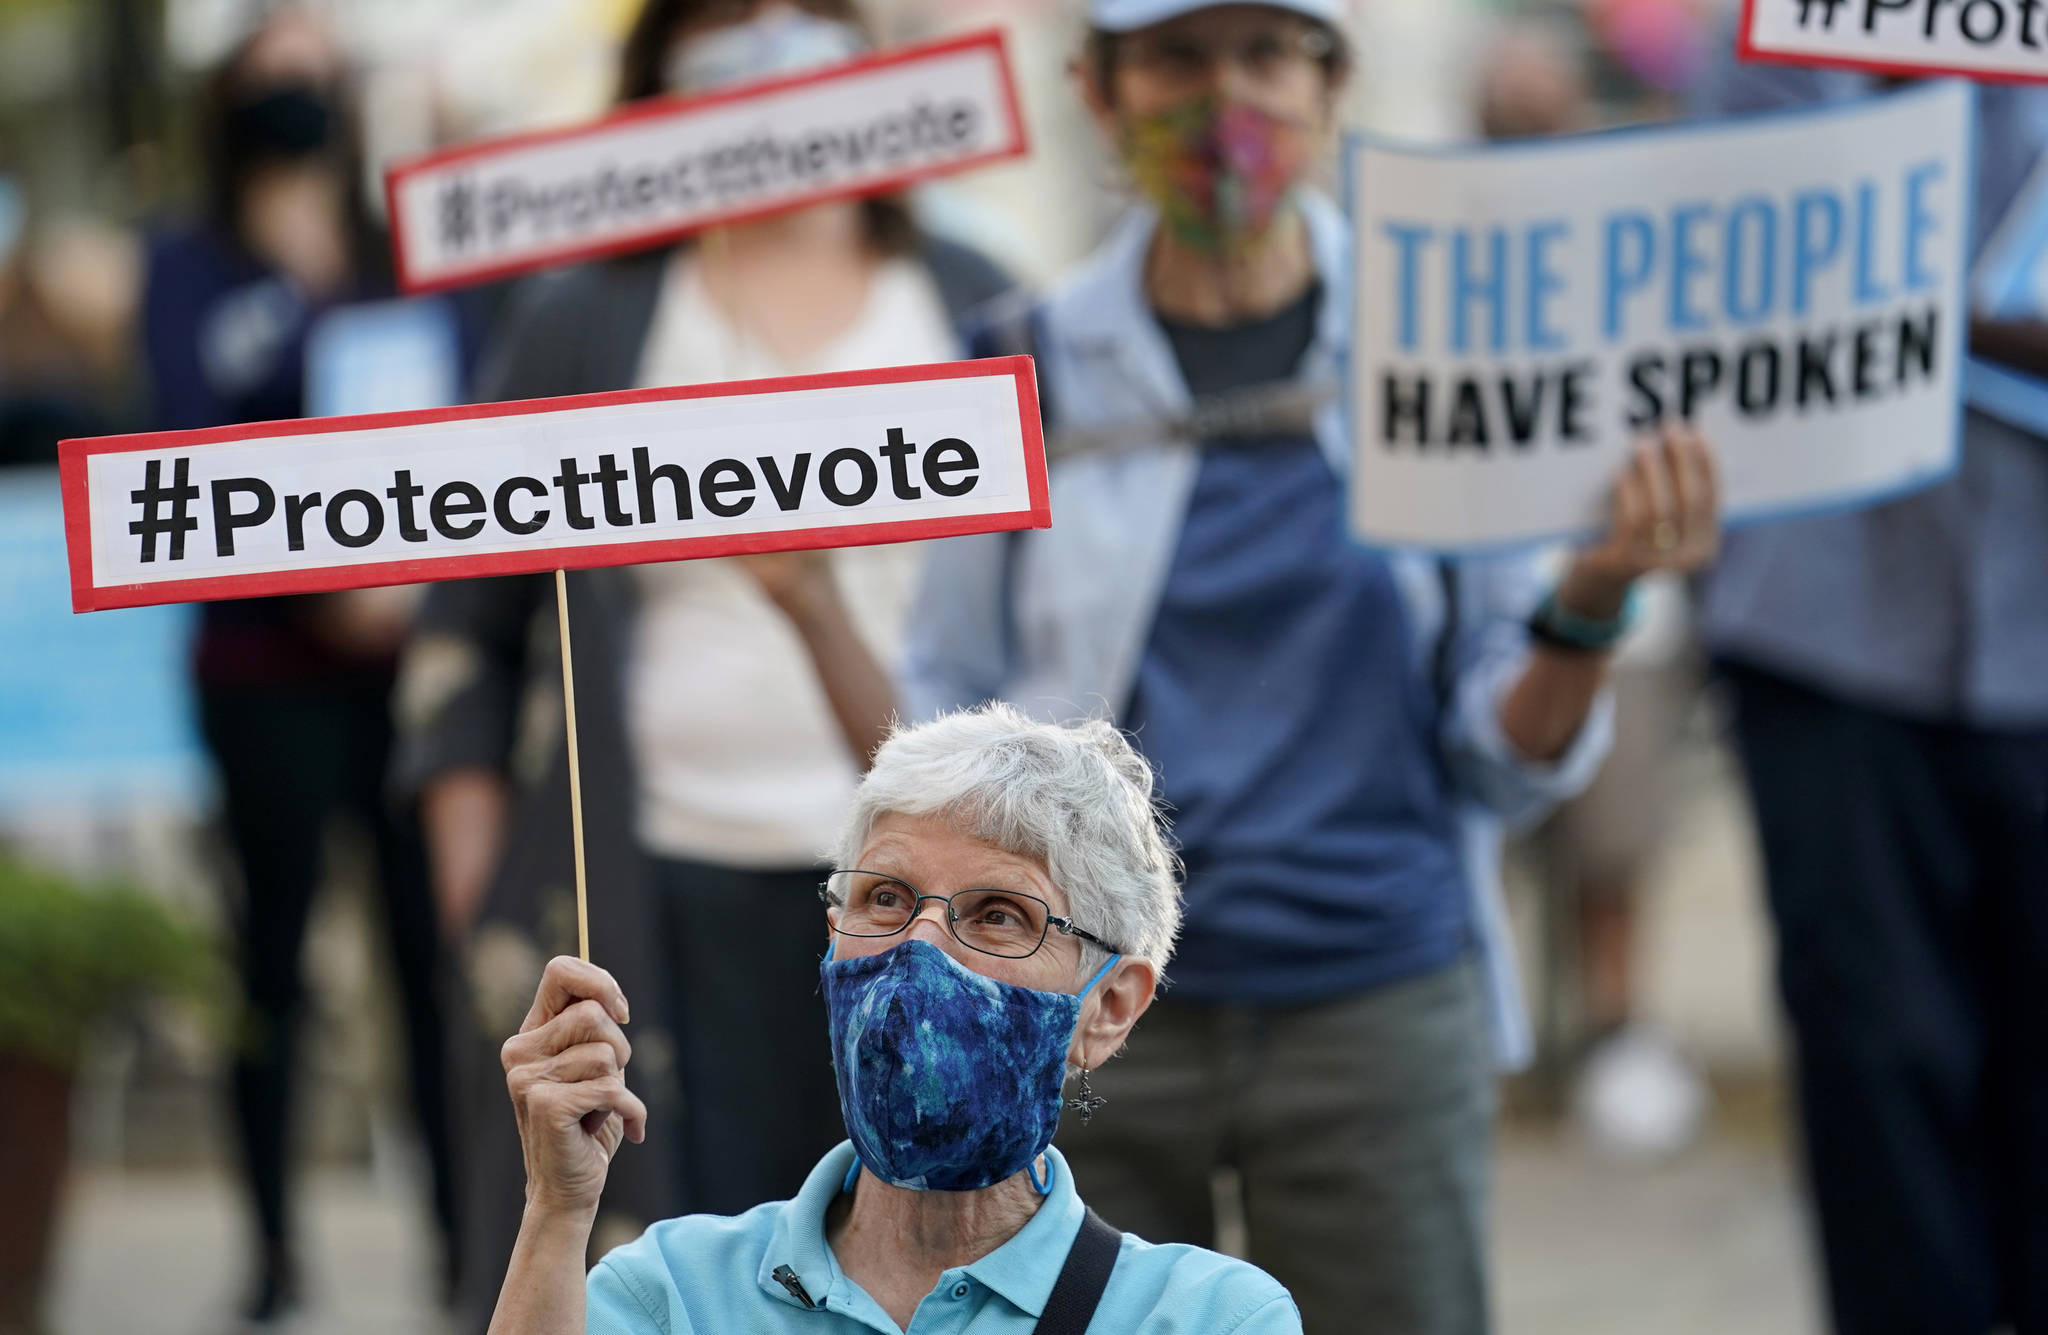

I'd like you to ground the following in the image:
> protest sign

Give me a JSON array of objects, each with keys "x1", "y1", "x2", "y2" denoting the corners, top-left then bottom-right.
[
  {"x1": 1346, "y1": 81, "x2": 1971, "y2": 549},
  {"x1": 61, "y1": 356, "x2": 1047, "y2": 612},
  {"x1": 305, "y1": 297, "x2": 464, "y2": 418},
  {"x1": 1740, "y1": 0, "x2": 2048, "y2": 83},
  {"x1": 385, "y1": 29, "x2": 1027, "y2": 293}
]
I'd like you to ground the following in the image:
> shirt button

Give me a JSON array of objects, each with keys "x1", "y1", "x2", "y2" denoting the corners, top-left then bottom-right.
[{"x1": 952, "y1": 1282, "x2": 970, "y2": 1299}]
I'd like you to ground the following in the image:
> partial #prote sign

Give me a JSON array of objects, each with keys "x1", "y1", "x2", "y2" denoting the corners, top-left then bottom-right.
[
  {"x1": 1346, "y1": 81, "x2": 1970, "y2": 550},
  {"x1": 385, "y1": 29, "x2": 1027, "y2": 293},
  {"x1": 1741, "y1": 0, "x2": 2048, "y2": 82},
  {"x1": 61, "y1": 356, "x2": 1047, "y2": 612}
]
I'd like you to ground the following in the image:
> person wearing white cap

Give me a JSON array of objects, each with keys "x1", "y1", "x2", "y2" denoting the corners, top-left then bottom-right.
[{"x1": 905, "y1": 2, "x2": 1724, "y2": 1330}]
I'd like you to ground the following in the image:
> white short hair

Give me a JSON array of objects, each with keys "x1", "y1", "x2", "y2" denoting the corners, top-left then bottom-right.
[{"x1": 833, "y1": 704, "x2": 1182, "y2": 969}]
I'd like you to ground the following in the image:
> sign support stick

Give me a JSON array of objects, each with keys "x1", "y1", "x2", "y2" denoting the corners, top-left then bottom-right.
[{"x1": 554, "y1": 568, "x2": 590, "y2": 962}]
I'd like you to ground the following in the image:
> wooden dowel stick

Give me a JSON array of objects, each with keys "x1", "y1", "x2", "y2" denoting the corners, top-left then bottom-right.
[{"x1": 555, "y1": 568, "x2": 590, "y2": 962}]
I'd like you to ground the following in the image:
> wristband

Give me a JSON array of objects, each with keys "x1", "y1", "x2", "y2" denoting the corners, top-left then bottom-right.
[{"x1": 1528, "y1": 586, "x2": 1639, "y2": 653}]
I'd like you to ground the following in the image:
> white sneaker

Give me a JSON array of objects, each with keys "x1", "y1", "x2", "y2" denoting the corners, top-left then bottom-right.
[{"x1": 1572, "y1": 1025, "x2": 1709, "y2": 1160}]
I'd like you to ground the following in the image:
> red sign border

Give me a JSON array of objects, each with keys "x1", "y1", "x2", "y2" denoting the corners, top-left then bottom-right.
[
  {"x1": 61, "y1": 355, "x2": 1048, "y2": 613},
  {"x1": 383, "y1": 27, "x2": 1031, "y2": 294},
  {"x1": 1737, "y1": 0, "x2": 2048, "y2": 85}
]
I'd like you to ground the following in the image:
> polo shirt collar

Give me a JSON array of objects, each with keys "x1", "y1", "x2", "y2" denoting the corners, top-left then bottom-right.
[
  {"x1": 957, "y1": 1146, "x2": 1086, "y2": 1319},
  {"x1": 756, "y1": 1141, "x2": 857, "y2": 1311},
  {"x1": 755, "y1": 1142, "x2": 1088, "y2": 1320}
]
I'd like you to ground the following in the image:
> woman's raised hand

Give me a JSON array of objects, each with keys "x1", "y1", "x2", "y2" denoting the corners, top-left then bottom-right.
[
  {"x1": 501, "y1": 956, "x2": 647, "y2": 1219},
  {"x1": 1559, "y1": 420, "x2": 1723, "y2": 613}
]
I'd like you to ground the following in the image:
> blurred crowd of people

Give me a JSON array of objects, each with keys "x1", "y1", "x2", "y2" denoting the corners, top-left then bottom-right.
[{"x1": 3, "y1": 0, "x2": 2045, "y2": 1332}]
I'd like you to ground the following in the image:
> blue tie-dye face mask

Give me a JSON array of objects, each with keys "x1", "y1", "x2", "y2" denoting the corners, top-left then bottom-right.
[{"x1": 822, "y1": 938, "x2": 1119, "y2": 1193}]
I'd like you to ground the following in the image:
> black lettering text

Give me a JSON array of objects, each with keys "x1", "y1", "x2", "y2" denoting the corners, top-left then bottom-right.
[
  {"x1": 820, "y1": 447, "x2": 879, "y2": 506},
  {"x1": 386, "y1": 469, "x2": 428, "y2": 542},
  {"x1": 922, "y1": 439, "x2": 979, "y2": 497},
  {"x1": 634, "y1": 446, "x2": 691, "y2": 523},
  {"x1": 1382, "y1": 374, "x2": 1431, "y2": 446},
  {"x1": 285, "y1": 492, "x2": 323, "y2": 552},
  {"x1": 880, "y1": 428, "x2": 921, "y2": 499},
  {"x1": 494, "y1": 476, "x2": 550, "y2": 535},
  {"x1": 325, "y1": 489, "x2": 385, "y2": 549},
  {"x1": 759, "y1": 453, "x2": 812, "y2": 510},
  {"x1": 699, "y1": 459, "x2": 757, "y2": 517},
  {"x1": 430, "y1": 481, "x2": 486, "y2": 539},
  {"x1": 553, "y1": 458, "x2": 595, "y2": 531},
  {"x1": 592, "y1": 453, "x2": 633, "y2": 527},
  {"x1": 211, "y1": 478, "x2": 275, "y2": 557}
]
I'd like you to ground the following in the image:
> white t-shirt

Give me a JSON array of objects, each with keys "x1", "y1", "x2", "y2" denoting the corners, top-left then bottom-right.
[{"x1": 626, "y1": 251, "x2": 958, "y2": 867}]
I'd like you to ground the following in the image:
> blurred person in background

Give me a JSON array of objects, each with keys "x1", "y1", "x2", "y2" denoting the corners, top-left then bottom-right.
[
  {"x1": 905, "y1": 1, "x2": 1724, "y2": 1329},
  {"x1": 392, "y1": 1, "x2": 1015, "y2": 1326},
  {"x1": 0, "y1": 163, "x2": 137, "y2": 466},
  {"x1": 1691, "y1": 51, "x2": 2048, "y2": 1335},
  {"x1": 1475, "y1": 18, "x2": 1592, "y2": 142},
  {"x1": 1479, "y1": 18, "x2": 1710, "y2": 1161},
  {"x1": 138, "y1": 10, "x2": 460, "y2": 1325}
]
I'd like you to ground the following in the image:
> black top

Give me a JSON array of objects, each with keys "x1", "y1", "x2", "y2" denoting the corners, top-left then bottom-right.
[{"x1": 1155, "y1": 282, "x2": 1321, "y2": 420}]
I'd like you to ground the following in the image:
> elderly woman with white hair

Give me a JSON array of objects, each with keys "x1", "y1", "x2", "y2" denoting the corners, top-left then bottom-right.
[{"x1": 488, "y1": 703, "x2": 1300, "y2": 1334}]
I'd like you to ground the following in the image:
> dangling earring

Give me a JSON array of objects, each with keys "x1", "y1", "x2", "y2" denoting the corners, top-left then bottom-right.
[{"x1": 1066, "y1": 1066, "x2": 1108, "y2": 1126}]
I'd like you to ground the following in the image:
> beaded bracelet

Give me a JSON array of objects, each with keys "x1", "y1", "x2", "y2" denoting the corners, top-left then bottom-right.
[{"x1": 1526, "y1": 586, "x2": 1640, "y2": 653}]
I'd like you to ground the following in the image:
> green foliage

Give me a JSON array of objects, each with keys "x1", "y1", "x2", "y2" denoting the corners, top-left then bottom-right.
[{"x1": 0, "y1": 853, "x2": 219, "y2": 1071}]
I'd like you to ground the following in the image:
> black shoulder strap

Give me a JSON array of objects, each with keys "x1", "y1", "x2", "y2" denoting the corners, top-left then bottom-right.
[{"x1": 1034, "y1": 1209, "x2": 1122, "y2": 1335}]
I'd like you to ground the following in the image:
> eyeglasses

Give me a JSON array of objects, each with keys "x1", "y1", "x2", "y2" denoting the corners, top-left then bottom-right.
[
  {"x1": 1119, "y1": 24, "x2": 1336, "y2": 84},
  {"x1": 820, "y1": 870, "x2": 1124, "y2": 961}
]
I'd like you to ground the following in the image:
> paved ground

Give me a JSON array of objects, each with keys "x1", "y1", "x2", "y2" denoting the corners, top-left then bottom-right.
[
  {"x1": 1494, "y1": 1126, "x2": 1821, "y2": 1335},
  {"x1": 45, "y1": 1123, "x2": 1823, "y2": 1335}
]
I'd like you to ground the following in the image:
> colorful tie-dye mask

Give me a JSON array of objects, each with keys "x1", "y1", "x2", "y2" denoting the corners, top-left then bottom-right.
[
  {"x1": 822, "y1": 938, "x2": 1118, "y2": 1192},
  {"x1": 1120, "y1": 95, "x2": 1313, "y2": 254}
]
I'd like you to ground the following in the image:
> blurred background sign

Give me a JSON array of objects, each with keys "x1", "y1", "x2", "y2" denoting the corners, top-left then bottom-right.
[
  {"x1": 0, "y1": 467, "x2": 208, "y2": 811},
  {"x1": 304, "y1": 295, "x2": 462, "y2": 418}
]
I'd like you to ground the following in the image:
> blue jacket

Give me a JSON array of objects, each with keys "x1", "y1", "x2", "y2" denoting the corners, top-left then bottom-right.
[{"x1": 901, "y1": 192, "x2": 1612, "y2": 1068}]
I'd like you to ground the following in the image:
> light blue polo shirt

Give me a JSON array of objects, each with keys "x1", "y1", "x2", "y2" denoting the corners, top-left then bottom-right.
[{"x1": 587, "y1": 1142, "x2": 1301, "y2": 1334}]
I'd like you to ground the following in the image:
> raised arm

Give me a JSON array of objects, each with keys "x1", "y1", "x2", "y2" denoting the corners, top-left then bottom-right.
[
  {"x1": 1497, "y1": 421, "x2": 1720, "y2": 762},
  {"x1": 738, "y1": 550, "x2": 899, "y2": 766},
  {"x1": 490, "y1": 956, "x2": 646, "y2": 1335},
  {"x1": 1969, "y1": 315, "x2": 2048, "y2": 382}
]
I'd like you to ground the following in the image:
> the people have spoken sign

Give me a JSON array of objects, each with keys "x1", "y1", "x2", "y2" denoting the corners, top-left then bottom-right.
[
  {"x1": 1347, "y1": 81, "x2": 1970, "y2": 549},
  {"x1": 385, "y1": 29, "x2": 1026, "y2": 293},
  {"x1": 61, "y1": 358, "x2": 1047, "y2": 611},
  {"x1": 1742, "y1": 0, "x2": 2048, "y2": 83}
]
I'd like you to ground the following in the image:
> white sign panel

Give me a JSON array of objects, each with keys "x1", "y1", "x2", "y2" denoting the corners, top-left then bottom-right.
[
  {"x1": 1742, "y1": 0, "x2": 2048, "y2": 84},
  {"x1": 63, "y1": 358, "x2": 1047, "y2": 611},
  {"x1": 384, "y1": 30, "x2": 1027, "y2": 293},
  {"x1": 1346, "y1": 81, "x2": 1971, "y2": 549}
]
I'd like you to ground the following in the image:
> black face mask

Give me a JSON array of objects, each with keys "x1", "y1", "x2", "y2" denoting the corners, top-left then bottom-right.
[{"x1": 223, "y1": 84, "x2": 335, "y2": 162}]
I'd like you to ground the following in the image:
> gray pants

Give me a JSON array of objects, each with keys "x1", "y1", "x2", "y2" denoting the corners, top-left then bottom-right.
[{"x1": 1060, "y1": 958, "x2": 1495, "y2": 1335}]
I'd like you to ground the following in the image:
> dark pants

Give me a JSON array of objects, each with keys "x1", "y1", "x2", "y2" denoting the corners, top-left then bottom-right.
[
  {"x1": 1724, "y1": 664, "x2": 2048, "y2": 1335},
  {"x1": 201, "y1": 683, "x2": 459, "y2": 1276},
  {"x1": 1060, "y1": 959, "x2": 1495, "y2": 1335},
  {"x1": 648, "y1": 856, "x2": 844, "y2": 1216}
]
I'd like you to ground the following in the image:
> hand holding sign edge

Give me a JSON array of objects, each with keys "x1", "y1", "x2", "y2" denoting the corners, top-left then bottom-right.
[{"x1": 1556, "y1": 419, "x2": 1723, "y2": 619}]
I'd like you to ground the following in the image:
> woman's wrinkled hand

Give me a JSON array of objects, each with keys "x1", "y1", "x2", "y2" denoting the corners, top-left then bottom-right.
[
  {"x1": 501, "y1": 956, "x2": 646, "y2": 1219},
  {"x1": 1558, "y1": 419, "x2": 1723, "y2": 617}
]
